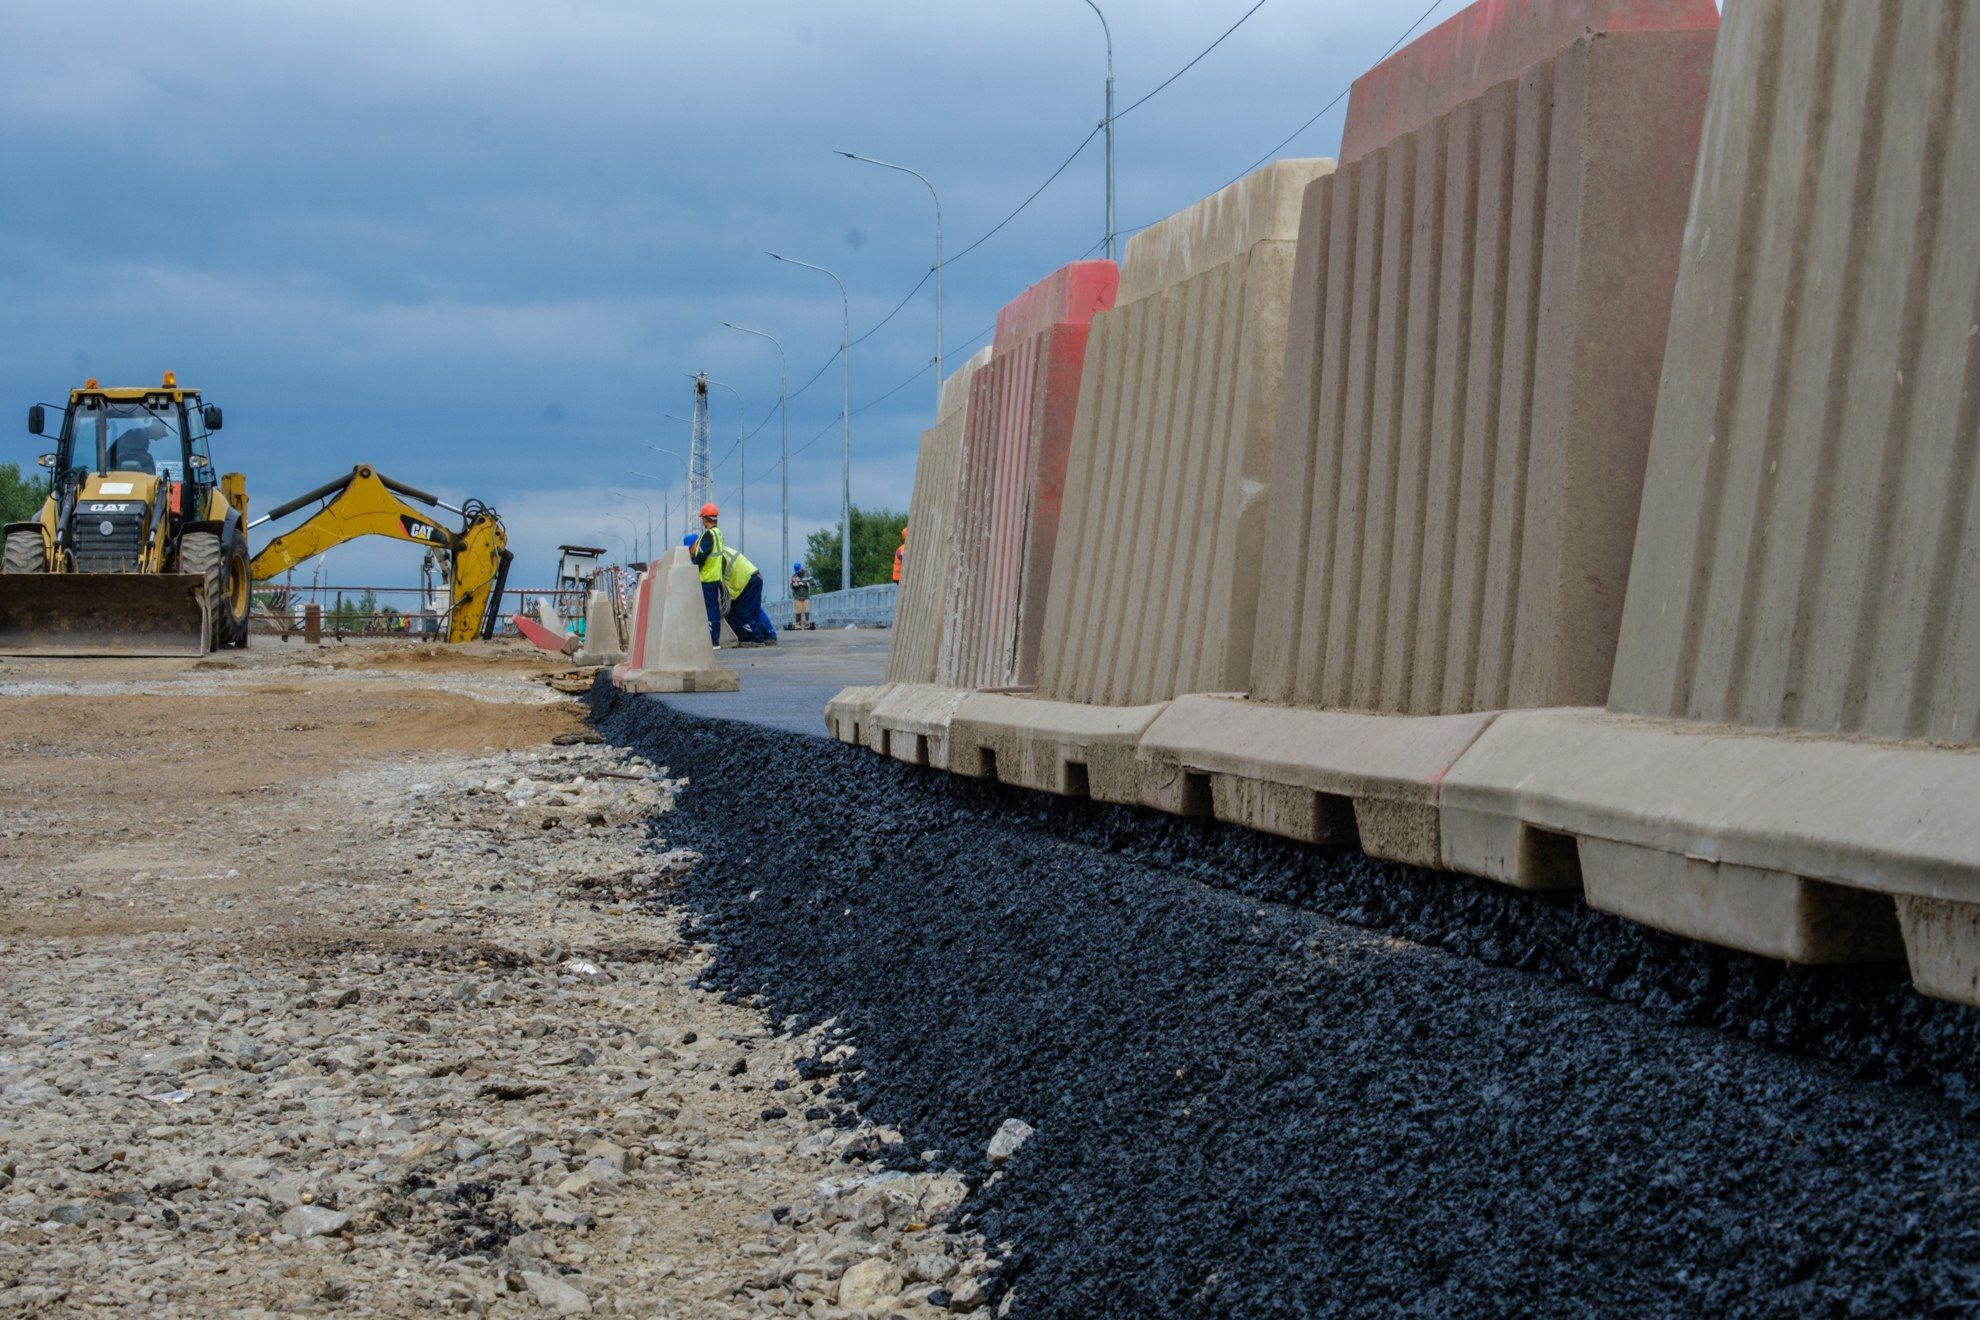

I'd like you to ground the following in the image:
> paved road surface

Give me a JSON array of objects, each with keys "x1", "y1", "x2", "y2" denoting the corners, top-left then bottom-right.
[{"x1": 636, "y1": 626, "x2": 887, "y2": 736}]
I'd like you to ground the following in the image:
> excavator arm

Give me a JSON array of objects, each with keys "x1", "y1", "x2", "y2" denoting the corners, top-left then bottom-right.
[{"x1": 248, "y1": 465, "x2": 512, "y2": 643}]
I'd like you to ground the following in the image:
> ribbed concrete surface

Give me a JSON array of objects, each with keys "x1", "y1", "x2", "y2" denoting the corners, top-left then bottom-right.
[
  {"x1": 1609, "y1": 0, "x2": 1980, "y2": 745},
  {"x1": 1441, "y1": 0, "x2": 1980, "y2": 1003},
  {"x1": 941, "y1": 262, "x2": 1116, "y2": 690},
  {"x1": 882, "y1": 347, "x2": 991, "y2": 686},
  {"x1": 1340, "y1": 0, "x2": 1718, "y2": 162},
  {"x1": 1250, "y1": 24, "x2": 1715, "y2": 715},
  {"x1": 1036, "y1": 159, "x2": 1333, "y2": 707}
]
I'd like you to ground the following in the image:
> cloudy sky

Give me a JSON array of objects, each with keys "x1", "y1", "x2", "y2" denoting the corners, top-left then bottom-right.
[{"x1": 1, "y1": 0, "x2": 1463, "y2": 592}]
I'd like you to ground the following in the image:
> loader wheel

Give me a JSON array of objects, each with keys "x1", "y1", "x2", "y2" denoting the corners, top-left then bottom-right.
[
  {"x1": 178, "y1": 532, "x2": 244, "y2": 651},
  {"x1": 2, "y1": 530, "x2": 47, "y2": 575},
  {"x1": 224, "y1": 541, "x2": 252, "y2": 648}
]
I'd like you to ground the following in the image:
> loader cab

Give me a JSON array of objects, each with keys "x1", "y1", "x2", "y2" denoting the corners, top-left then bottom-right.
[{"x1": 52, "y1": 392, "x2": 203, "y2": 484}]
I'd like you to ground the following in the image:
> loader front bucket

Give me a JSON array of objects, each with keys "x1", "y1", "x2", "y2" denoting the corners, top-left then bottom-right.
[{"x1": 0, "y1": 572, "x2": 211, "y2": 657}]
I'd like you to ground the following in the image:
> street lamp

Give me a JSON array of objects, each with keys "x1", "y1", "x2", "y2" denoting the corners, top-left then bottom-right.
[
  {"x1": 647, "y1": 438, "x2": 692, "y2": 487},
  {"x1": 608, "y1": 513, "x2": 640, "y2": 567},
  {"x1": 614, "y1": 491, "x2": 654, "y2": 562},
  {"x1": 621, "y1": 480, "x2": 666, "y2": 553},
  {"x1": 1079, "y1": 0, "x2": 1116, "y2": 261},
  {"x1": 629, "y1": 469, "x2": 677, "y2": 545},
  {"x1": 720, "y1": 322, "x2": 790, "y2": 596},
  {"x1": 836, "y1": 152, "x2": 942, "y2": 410},
  {"x1": 697, "y1": 375, "x2": 747, "y2": 555},
  {"x1": 767, "y1": 251, "x2": 851, "y2": 593}
]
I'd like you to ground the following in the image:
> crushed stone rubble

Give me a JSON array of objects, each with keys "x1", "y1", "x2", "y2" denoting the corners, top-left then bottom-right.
[
  {"x1": 0, "y1": 735, "x2": 993, "y2": 1316},
  {"x1": 601, "y1": 691, "x2": 1980, "y2": 1317}
]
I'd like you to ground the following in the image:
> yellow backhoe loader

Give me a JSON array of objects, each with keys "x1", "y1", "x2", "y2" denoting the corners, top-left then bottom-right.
[
  {"x1": 0, "y1": 375, "x2": 251, "y2": 656},
  {"x1": 248, "y1": 465, "x2": 511, "y2": 643}
]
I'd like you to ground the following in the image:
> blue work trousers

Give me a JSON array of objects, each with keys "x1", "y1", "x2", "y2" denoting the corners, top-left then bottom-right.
[
  {"x1": 727, "y1": 572, "x2": 777, "y2": 644},
  {"x1": 701, "y1": 581, "x2": 723, "y2": 646}
]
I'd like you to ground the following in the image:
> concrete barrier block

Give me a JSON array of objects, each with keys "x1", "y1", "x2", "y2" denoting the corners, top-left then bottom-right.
[
  {"x1": 1340, "y1": 0, "x2": 1718, "y2": 162},
  {"x1": 1251, "y1": 21, "x2": 1715, "y2": 717},
  {"x1": 571, "y1": 588, "x2": 627, "y2": 667},
  {"x1": 825, "y1": 684, "x2": 891, "y2": 746},
  {"x1": 1608, "y1": 0, "x2": 1980, "y2": 747},
  {"x1": 941, "y1": 261, "x2": 1117, "y2": 693},
  {"x1": 1037, "y1": 160, "x2": 1331, "y2": 710},
  {"x1": 1117, "y1": 159, "x2": 1330, "y2": 305},
  {"x1": 867, "y1": 683, "x2": 974, "y2": 770},
  {"x1": 1896, "y1": 898, "x2": 1980, "y2": 1008},
  {"x1": 1432, "y1": 0, "x2": 1980, "y2": 1002},
  {"x1": 1438, "y1": 707, "x2": 1980, "y2": 990},
  {"x1": 947, "y1": 692, "x2": 1167, "y2": 803},
  {"x1": 616, "y1": 548, "x2": 737, "y2": 694},
  {"x1": 1441, "y1": 709, "x2": 1980, "y2": 902},
  {"x1": 884, "y1": 348, "x2": 993, "y2": 686},
  {"x1": 1579, "y1": 837, "x2": 1904, "y2": 965},
  {"x1": 1135, "y1": 695, "x2": 1499, "y2": 867},
  {"x1": 992, "y1": 260, "x2": 1118, "y2": 351},
  {"x1": 942, "y1": 303, "x2": 1108, "y2": 690},
  {"x1": 612, "y1": 572, "x2": 655, "y2": 682}
]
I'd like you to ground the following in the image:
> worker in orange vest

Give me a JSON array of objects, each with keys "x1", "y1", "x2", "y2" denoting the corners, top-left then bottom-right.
[{"x1": 893, "y1": 525, "x2": 906, "y2": 583}]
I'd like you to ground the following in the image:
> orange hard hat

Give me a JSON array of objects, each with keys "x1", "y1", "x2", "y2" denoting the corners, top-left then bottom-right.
[{"x1": 699, "y1": 503, "x2": 719, "y2": 519}]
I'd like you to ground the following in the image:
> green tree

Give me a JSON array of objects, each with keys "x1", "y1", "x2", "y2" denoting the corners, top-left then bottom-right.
[
  {"x1": 803, "y1": 505, "x2": 908, "y2": 592},
  {"x1": 0, "y1": 462, "x2": 50, "y2": 524}
]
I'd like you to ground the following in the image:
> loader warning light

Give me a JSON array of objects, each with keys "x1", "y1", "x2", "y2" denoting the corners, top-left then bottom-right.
[
  {"x1": 161, "y1": 371, "x2": 177, "y2": 388},
  {"x1": 83, "y1": 379, "x2": 99, "y2": 389}
]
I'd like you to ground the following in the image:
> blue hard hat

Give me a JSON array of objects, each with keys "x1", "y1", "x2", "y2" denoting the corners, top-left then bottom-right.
[
  {"x1": 682, "y1": 533, "x2": 697, "y2": 547},
  {"x1": 794, "y1": 562, "x2": 804, "y2": 572}
]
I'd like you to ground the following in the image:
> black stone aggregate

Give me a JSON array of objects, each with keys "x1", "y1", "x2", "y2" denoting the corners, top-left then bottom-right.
[{"x1": 591, "y1": 685, "x2": 1980, "y2": 1317}]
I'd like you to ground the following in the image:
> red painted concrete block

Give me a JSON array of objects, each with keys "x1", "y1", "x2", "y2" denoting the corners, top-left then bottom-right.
[
  {"x1": 992, "y1": 260, "x2": 1118, "y2": 354},
  {"x1": 1340, "y1": 0, "x2": 1716, "y2": 162},
  {"x1": 941, "y1": 260, "x2": 1116, "y2": 691}
]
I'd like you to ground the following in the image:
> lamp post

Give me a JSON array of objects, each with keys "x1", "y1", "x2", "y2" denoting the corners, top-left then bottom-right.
[
  {"x1": 629, "y1": 470, "x2": 676, "y2": 546},
  {"x1": 720, "y1": 322, "x2": 790, "y2": 596},
  {"x1": 1079, "y1": 0, "x2": 1116, "y2": 261},
  {"x1": 767, "y1": 252, "x2": 852, "y2": 593},
  {"x1": 614, "y1": 491, "x2": 654, "y2": 563},
  {"x1": 836, "y1": 152, "x2": 942, "y2": 410},
  {"x1": 699, "y1": 375, "x2": 747, "y2": 555},
  {"x1": 608, "y1": 514, "x2": 640, "y2": 567}
]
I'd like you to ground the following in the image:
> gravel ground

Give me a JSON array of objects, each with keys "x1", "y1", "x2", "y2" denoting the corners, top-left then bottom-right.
[
  {"x1": 592, "y1": 687, "x2": 1980, "y2": 1317},
  {"x1": 0, "y1": 651, "x2": 988, "y2": 1316}
]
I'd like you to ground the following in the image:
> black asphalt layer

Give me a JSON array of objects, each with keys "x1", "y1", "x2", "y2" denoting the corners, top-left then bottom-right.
[{"x1": 590, "y1": 686, "x2": 1980, "y2": 1317}]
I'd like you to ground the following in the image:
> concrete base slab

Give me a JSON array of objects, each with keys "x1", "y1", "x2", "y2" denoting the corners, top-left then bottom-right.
[
  {"x1": 868, "y1": 684, "x2": 974, "y2": 769},
  {"x1": 1580, "y1": 838, "x2": 1903, "y2": 965},
  {"x1": 825, "y1": 684, "x2": 892, "y2": 746},
  {"x1": 1440, "y1": 708, "x2": 1980, "y2": 998},
  {"x1": 618, "y1": 665, "x2": 739, "y2": 695},
  {"x1": 947, "y1": 692, "x2": 1168, "y2": 802},
  {"x1": 1896, "y1": 897, "x2": 1980, "y2": 1007},
  {"x1": 572, "y1": 648, "x2": 626, "y2": 669},
  {"x1": 1135, "y1": 696, "x2": 1500, "y2": 868}
]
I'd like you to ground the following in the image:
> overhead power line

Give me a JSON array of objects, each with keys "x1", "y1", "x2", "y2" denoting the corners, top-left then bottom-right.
[
  {"x1": 727, "y1": 0, "x2": 1445, "y2": 499},
  {"x1": 1115, "y1": 0, "x2": 1270, "y2": 119},
  {"x1": 1223, "y1": 0, "x2": 1451, "y2": 187}
]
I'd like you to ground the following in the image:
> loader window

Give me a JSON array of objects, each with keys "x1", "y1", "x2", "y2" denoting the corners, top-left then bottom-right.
[{"x1": 67, "y1": 402, "x2": 186, "y2": 481}]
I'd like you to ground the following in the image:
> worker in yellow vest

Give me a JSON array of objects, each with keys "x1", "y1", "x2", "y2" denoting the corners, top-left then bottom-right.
[{"x1": 692, "y1": 504, "x2": 778, "y2": 647}]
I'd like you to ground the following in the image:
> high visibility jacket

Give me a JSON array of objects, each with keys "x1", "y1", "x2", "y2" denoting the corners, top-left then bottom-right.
[
  {"x1": 892, "y1": 543, "x2": 904, "y2": 582},
  {"x1": 693, "y1": 527, "x2": 726, "y2": 584},
  {"x1": 722, "y1": 546, "x2": 759, "y2": 596}
]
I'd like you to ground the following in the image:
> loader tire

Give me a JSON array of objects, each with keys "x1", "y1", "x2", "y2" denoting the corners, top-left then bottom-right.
[
  {"x1": 225, "y1": 541, "x2": 252, "y2": 648},
  {"x1": 2, "y1": 530, "x2": 47, "y2": 575},
  {"x1": 178, "y1": 532, "x2": 246, "y2": 651}
]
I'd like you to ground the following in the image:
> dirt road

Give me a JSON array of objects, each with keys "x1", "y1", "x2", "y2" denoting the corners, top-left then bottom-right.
[{"x1": 0, "y1": 640, "x2": 984, "y2": 1316}]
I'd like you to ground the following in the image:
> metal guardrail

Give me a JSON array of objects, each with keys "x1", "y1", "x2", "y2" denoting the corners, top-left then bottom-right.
[{"x1": 766, "y1": 583, "x2": 897, "y2": 630}]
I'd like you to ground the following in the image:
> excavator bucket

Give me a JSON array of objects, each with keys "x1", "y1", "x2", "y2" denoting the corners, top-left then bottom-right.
[{"x1": 0, "y1": 573, "x2": 211, "y2": 657}]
